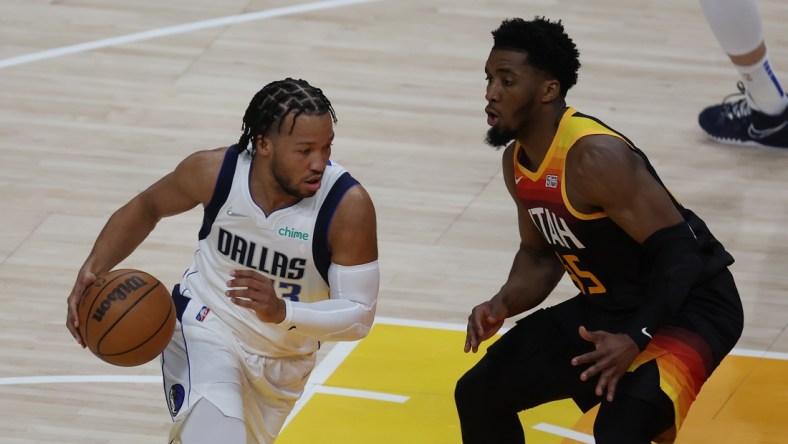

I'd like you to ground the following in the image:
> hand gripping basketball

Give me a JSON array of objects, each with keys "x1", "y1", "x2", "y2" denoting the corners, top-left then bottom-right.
[{"x1": 77, "y1": 269, "x2": 175, "y2": 367}]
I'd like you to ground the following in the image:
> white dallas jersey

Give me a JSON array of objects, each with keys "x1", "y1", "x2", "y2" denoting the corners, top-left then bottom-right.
[{"x1": 175, "y1": 147, "x2": 359, "y2": 357}]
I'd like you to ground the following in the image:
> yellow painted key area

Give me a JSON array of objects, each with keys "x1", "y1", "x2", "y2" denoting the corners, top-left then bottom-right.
[{"x1": 278, "y1": 322, "x2": 788, "y2": 444}]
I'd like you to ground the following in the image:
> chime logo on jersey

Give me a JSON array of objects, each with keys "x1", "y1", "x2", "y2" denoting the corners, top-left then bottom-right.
[
  {"x1": 278, "y1": 225, "x2": 310, "y2": 241},
  {"x1": 216, "y1": 228, "x2": 306, "y2": 279},
  {"x1": 528, "y1": 207, "x2": 585, "y2": 249},
  {"x1": 196, "y1": 306, "x2": 210, "y2": 322}
]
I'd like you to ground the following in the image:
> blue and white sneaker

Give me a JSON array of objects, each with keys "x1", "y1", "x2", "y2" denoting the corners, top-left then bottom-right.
[{"x1": 698, "y1": 82, "x2": 788, "y2": 149}]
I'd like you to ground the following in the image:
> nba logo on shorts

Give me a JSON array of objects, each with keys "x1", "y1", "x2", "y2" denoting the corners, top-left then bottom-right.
[{"x1": 196, "y1": 306, "x2": 211, "y2": 322}]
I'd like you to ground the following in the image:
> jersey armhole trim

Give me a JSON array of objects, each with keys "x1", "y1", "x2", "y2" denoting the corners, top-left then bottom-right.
[{"x1": 198, "y1": 147, "x2": 240, "y2": 240}]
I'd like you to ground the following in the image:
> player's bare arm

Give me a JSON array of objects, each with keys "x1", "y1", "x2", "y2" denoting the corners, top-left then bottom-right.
[
  {"x1": 565, "y1": 135, "x2": 685, "y2": 401},
  {"x1": 496, "y1": 143, "x2": 565, "y2": 314},
  {"x1": 464, "y1": 143, "x2": 565, "y2": 353},
  {"x1": 66, "y1": 147, "x2": 225, "y2": 345},
  {"x1": 328, "y1": 184, "x2": 378, "y2": 266}
]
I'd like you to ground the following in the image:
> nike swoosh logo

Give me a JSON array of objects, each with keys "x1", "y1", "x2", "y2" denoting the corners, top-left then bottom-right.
[
  {"x1": 748, "y1": 121, "x2": 788, "y2": 139},
  {"x1": 515, "y1": 175, "x2": 523, "y2": 184},
  {"x1": 641, "y1": 327, "x2": 652, "y2": 339},
  {"x1": 226, "y1": 207, "x2": 248, "y2": 217}
]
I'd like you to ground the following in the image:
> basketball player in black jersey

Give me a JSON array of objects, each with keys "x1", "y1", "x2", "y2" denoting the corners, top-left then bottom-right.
[{"x1": 455, "y1": 17, "x2": 744, "y2": 444}]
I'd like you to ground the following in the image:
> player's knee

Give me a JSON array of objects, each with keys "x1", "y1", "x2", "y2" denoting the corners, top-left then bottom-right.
[
  {"x1": 593, "y1": 424, "x2": 652, "y2": 444},
  {"x1": 593, "y1": 394, "x2": 673, "y2": 444},
  {"x1": 455, "y1": 367, "x2": 488, "y2": 413}
]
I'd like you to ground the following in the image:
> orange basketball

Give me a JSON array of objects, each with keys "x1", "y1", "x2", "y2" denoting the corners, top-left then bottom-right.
[{"x1": 77, "y1": 269, "x2": 175, "y2": 367}]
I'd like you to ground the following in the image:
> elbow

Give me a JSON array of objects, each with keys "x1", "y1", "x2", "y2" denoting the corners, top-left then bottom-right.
[
  {"x1": 347, "y1": 301, "x2": 377, "y2": 340},
  {"x1": 330, "y1": 301, "x2": 377, "y2": 342}
]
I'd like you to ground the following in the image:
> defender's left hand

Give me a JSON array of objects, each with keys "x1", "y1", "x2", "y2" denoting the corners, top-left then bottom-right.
[
  {"x1": 571, "y1": 326, "x2": 640, "y2": 402},
  {"x1": 226, "y1": 269, "x2": 286, "y2": 324}
]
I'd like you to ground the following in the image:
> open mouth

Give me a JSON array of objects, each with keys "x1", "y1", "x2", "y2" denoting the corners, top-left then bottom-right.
[
  {"x1": 485, "y1": 107, "x2": 499, "y2": 126},
  {"x1": 304, "y1": 176, "x2": 322, "y2": 191}
]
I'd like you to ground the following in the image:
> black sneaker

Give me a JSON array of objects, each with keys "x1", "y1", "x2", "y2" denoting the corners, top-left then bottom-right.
[{"x1": 698, "y1": 81, "x2": 788, "y2": 149}]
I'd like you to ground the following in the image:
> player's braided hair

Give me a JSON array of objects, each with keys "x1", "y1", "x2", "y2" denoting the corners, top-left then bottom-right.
[
  {"x1": 492, "y1": 17, "x2": 580, "y2": 97},
  {"x1": 236, "y1": 78, "x2": 337, "y2": 153}
]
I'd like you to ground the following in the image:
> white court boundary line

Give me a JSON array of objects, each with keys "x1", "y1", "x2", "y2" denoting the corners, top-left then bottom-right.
[
  {"x1": 0, "y1": 374, "x2": 161, "y2": 385},
  {"x1": 0, "y1": 0, "x2": 378, "y2": 69},
  {"x1": 532, "y1": 423, "x2": 595, "y2": 443}
]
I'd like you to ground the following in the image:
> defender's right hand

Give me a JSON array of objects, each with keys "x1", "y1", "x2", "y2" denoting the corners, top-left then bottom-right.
[
  {"x1": 464, "y1": 299, "x2": 507, "y2": 353},
  {"x1": 66, "y1": 271, "x2": 97, "y2": 348}
]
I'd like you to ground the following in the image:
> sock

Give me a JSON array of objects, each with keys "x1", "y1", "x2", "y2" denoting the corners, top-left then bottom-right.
[{"x1": 736, "y1": 52, "x2": 788, "y2": 115}]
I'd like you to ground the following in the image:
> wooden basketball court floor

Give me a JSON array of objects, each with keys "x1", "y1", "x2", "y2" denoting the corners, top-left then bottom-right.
[{"x1": 1, "y1": 0, "x2": 787, "y2": 443}]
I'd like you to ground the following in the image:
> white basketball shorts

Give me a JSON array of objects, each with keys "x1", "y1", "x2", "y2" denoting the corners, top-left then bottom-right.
[{"x1": 161, "y1": 292, "x2": 316, "y2": 444}]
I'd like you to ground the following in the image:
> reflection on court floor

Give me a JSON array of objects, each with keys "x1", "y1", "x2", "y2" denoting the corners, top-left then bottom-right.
[{"x1": 279, "y1": 318, "x2": 788, "y2": 444}]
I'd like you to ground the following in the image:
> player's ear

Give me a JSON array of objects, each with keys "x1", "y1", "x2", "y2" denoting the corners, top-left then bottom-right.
[
  {"x1": 255, "y1": 135, "x2": 270, "y2": 155},
  {"x1": 542, "y1": 79, "x2": 561, "y2": 103}
]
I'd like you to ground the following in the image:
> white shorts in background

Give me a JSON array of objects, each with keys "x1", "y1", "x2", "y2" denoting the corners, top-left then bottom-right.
[{"x1": 162, "y1": 294, "x2": 316, "y2": 444}]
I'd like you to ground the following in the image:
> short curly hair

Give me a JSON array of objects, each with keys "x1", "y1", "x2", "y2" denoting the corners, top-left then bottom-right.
[{"x1": 492, "y1": 17, "x2": 580, "y2": 97}]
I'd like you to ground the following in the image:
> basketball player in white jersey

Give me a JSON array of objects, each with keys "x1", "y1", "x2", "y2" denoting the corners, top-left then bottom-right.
[{"x1": 66, "y1": 78, "x2": 379, "y2": 443}]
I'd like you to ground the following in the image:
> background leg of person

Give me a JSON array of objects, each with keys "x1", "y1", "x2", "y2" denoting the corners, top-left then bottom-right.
[{"x1": 697, "y1": 0, "x2": 788, "y2": 148}]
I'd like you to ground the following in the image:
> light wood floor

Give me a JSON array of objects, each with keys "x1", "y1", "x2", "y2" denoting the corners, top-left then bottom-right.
[{"x1": 1, "y1": 0, "x2": 787, "y2": 442}]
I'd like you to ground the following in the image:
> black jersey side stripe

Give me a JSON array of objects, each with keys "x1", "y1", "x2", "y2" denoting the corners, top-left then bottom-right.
[
  {"x1": 198, "y1": 147, "x2": 240, "y2": 240},
  {"x1": 312, "y1": 172, "x2": 360, "y2": 284}
]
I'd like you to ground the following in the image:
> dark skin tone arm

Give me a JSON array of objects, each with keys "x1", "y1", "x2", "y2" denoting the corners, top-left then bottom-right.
[
  {"x1": 464, "y1": 142, "x2": 566, "y2": 353},
  {"x1": 66, "y1": 148, "x2": 224, "y2": 346},
  {"x1": 565, "y1": 134, "x2": 684, "y2": 402}
]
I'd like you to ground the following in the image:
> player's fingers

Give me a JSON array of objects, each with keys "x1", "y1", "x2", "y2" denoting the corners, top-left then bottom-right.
[
  {"x1": 571, "y1": 349, "x2": 600, "y2": 366},
  {"x1": 605, "y1": 374, "x2": 620, "y2": 402},
  {"x1": 579, "y1": 361, "x2": 604, "y2": 381},
  {"x1": 595, "y1": 375, "x2": 608, "y2": 397},
  {"x1": 578, "y1": 325, "x2": 599, "y2": 343},
  {"x1": 229, "y1": 295, "x2": 252, "y2": 308},
  {"x1": 465, "y1": 320, "x2": 479, "y2": 353},
  {"x1": 66, "y1": 297, "x2": 79, "y2": 326},
  {"x1": 226, "y1": 277, "x2": 256, "y2": 292},
  {"x1": 230, "y1": 269, "x2": 272, "y2": 284},
  {"x1": 225, "y1": 287, "x2": 260, "y2": 303},
  {"x1": 65, "y1": 310, "x2": 85, "y2": 347}
]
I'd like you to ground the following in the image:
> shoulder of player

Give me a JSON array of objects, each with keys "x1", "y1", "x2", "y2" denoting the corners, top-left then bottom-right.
[
  {"x1": 568, "y1": 135, "x2": 639, "y2": 180},
  {"x1": 327, "y1": 182, "x2": 378, "y2": 264},
  {"x1": 567, "y1": 135, "x2": 642, "y2": 206},
  {"x1": 336, "y1": 183, "x2": 375, "y2": 218},
  {"x1": 177, "y1": 146, "x2": 230, "y2": 173},
  {"x1": 170, "y1": 146, "x2": 232, "y2": 204}
]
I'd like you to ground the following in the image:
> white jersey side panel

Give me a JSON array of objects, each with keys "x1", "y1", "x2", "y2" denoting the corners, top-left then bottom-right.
[{"x1": 178, "y1": 148, "x2": 355, "y2": 357}]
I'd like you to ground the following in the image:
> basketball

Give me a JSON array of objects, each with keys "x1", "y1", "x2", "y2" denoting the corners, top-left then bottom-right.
[{"x1": 77, "y1": 268, "x2": 176, "y2": 367}]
